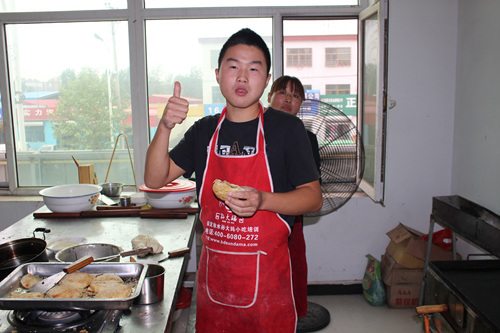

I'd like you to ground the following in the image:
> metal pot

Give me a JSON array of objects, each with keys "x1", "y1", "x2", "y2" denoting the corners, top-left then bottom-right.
[
  {"x1": 135, "y1": 264, "x2": 165, "y2": 304},
  {"x1": 0, "y1": 228, "x2": 50, "y2": 281},
  {"x1": 55, "y1": 243, "x2": 123, "y2": 262},
  {"x1": 100, "y1": 182, "x2": 123, "y2": 197}
]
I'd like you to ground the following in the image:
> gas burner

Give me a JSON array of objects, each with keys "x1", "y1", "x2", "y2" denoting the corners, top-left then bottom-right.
[{"x1": 7, "y1": 309, "x2": 120, "y2": 333}]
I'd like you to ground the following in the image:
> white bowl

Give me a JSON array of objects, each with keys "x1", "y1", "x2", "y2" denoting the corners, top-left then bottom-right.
[
  {"x1": 47, "y1": 236, "x2": 87, "y2": 253},
  {"x1": 144, "y1": 190, "x2": 196, "y2": 209},
  {"x1": 40, "y1": 184, "x2": 102, "y2": 213},
  {"x1": 140, "y1": 180, "x2": 196, "y2": 209}
]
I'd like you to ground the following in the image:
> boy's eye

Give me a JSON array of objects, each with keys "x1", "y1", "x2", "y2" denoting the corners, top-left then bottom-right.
[{"x1": 293, "y1": 94, "x2": 300, "y2": 99}]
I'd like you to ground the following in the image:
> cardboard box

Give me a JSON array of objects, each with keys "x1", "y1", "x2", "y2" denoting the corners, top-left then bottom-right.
[
  {"x1": 385, "y1": 223, "x2": 457, "y2": 269},
  {"x1": 380, "y1": 253, "x2": 423, "y2": 285},
  {"x1": 380, "y1": 253, "x2": 423, "y2": 308},
  {"x1": 385, "y1": 283, "x2": 421, "y2": 308}
]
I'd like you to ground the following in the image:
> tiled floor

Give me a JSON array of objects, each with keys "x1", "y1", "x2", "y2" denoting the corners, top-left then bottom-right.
[
  {"x1": 171, "y1": 294, "x2": 424, "y2": 333},
  {"x1": 304, "y1": 294, "x2": 422, "y2": 333}
]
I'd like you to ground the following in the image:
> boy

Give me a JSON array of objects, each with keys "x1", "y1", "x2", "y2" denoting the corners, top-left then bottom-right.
[{"x1": 145, "y1": 28, "x2": 321, "y2": 332}]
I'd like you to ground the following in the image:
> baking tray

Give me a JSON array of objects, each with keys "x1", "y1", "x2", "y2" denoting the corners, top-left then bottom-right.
[{"x1": 0, "y1": 262, "x2": 147, "y2": 311}]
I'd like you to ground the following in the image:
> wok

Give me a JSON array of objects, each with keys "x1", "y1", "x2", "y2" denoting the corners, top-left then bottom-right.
[{"x1": 0, "y1": 228, "x2": 50, "y2": 281}]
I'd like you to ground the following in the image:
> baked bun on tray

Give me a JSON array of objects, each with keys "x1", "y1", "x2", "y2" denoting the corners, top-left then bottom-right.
[{"x1": 213, "y1": 179, "x2": 245, "y2": 201}]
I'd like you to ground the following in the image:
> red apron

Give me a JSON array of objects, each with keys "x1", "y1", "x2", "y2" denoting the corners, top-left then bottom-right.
[{"x1": 196, "y1": 106, "x2": 297, "y2": 333}]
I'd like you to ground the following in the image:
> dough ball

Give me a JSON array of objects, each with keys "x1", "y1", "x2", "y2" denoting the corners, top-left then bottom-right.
[{"x1": 131, "y1": 234, "x2": 163, "y2": 257}]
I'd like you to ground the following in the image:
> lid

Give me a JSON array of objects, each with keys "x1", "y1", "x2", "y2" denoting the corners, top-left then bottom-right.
[
  {"x1": 175, "y1": 287, "x2": 192, "y2": 309},
  {"x1": 139, "y1": 179, "x2": 196, "y2": 193}
]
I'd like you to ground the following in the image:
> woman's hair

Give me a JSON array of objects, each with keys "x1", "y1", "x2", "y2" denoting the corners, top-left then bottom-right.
[
  {"x1": 218, "y1": 28, "x2": 271, "y2": 74},
  {"x1": 269, "y1": 75, "x2": 305, "y2": 101}
]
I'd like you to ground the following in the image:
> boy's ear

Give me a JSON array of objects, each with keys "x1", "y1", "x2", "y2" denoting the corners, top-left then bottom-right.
[
  {"x1": 265, "y1": 74, "x2": 271, "y2": 87},
  {"x1": 215, "y1": 68, "x2": 220, "y2": 84},
  {"x1": 267, "y1": 92, "x2": 272, "y2": 103}
]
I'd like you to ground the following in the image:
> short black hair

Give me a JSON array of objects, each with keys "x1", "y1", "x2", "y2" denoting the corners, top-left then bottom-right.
[{"x1": 218, "y1": 28, "x2": 271, "y2": 74}]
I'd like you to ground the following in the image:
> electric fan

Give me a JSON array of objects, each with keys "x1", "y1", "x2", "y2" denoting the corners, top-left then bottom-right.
[
  {"x1": 297, "y1": 99, "x2": 365, "y2": 216},
  {"x1": 295, "y1": 100, "x2": 365, "y2": 332}
]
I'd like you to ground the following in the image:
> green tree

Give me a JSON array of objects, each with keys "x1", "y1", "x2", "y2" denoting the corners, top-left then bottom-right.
[
  {"x1": 148, "y1": 65, "x2": 173, "y2": 95},
  {"x1": 51, "y1": 67, "x2": 122, "y2": 149},
  {"x1": 173, "y1": 66, "x2": 202, "y2": 99}
]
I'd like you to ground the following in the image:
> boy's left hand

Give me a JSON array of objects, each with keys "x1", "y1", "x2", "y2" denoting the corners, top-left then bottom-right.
[{"x1": 225, "y1": 187, "x2": 261, "y2": 217}]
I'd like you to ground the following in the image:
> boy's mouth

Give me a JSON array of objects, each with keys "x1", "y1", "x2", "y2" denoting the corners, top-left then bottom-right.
[{"x1": 235, "y1": 87, "x2": 247, "y2": 96}]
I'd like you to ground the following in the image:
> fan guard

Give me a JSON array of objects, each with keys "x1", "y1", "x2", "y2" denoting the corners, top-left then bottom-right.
[{"x1": 298, "y1": 99, "x2": 365, "y2": 216}]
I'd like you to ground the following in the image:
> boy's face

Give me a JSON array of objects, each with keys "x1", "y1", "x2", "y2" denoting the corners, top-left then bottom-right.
[
  {"x1": 267, "y1": 81, "x2": 303, "y2": 116},
  {"x1": 216, "y1": 44, "x2": 271, "y2": 114}
]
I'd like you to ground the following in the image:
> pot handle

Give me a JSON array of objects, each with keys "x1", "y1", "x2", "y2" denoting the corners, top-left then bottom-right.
[{"x1": 33, "y1": 227, "x2": 51, "y2": 240}]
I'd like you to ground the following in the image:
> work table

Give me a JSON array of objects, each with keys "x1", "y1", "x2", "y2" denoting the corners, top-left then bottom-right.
[{"x1": 0, "y1": 206, "x2": 197, "y2": 332}]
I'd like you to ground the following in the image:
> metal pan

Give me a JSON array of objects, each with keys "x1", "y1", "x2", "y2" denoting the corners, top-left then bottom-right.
[
  {"x1": 0, "y1": 262, "x2": 147, "y2": 311},
  {"x1": 0, "y1": 228, "x2": 50, "y2": 281}
]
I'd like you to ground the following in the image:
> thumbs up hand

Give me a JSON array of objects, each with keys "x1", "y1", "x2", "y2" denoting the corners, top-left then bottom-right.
[{"x1": 161, "y1": 81, "x2": 189, "y2": 130}]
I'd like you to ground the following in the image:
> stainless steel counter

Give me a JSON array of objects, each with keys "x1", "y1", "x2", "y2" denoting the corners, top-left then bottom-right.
[{"x1": 0, "y1": 206, "x2": 197, "y2": 332}]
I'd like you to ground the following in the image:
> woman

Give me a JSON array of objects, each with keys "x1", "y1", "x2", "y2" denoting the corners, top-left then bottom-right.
[{"x1": 268, "y1": 75, "x2": 321, "y2": 318}]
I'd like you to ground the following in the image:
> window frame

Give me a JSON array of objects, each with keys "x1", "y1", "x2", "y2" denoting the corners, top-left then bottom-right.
[
  {"x1": 357, "y1": 0, "x2": 388, "y2": 204},
  {"x1": 0, "y1": 0, "x2": 386, "y2": 203}
]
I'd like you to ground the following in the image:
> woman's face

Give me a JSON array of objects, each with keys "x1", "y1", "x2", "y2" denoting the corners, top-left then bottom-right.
[{"x1": 267, "y1": 81, "x2": 303, "y2": 115}]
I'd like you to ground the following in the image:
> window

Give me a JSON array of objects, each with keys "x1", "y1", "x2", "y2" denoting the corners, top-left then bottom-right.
[
  {"x1": 1, "y1": 21, "x2": 131, "y2": 187},
  {"x1": 326, "y1": 84, "x2": 351, "y2": 95},
  {"x1": 358, "y1": 0, "x2": 388, "y2": 203},
  {"x1": 25, "y1": 123, "x2": 45, "y2": 143},
  {"x1": 0, "y1": 1, "x2": 387, "y2": 205},
  {"x1": 287, "y1": 48, "x2": 312, "y2": 67},
  {"x1": 326, "y1": 47, "x2": 351, "y2": 67}
]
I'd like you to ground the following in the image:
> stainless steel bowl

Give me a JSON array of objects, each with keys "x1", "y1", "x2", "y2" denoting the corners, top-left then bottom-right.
[
  {"x1": 55, "y1": 243, "x2": 122, "y2": 262},
  {"x1": 135, "y1": 264, "x2": 165, "y2": 304},
  {"x1": 100, "y1": 182, "x2": 123, "y2": 197}
]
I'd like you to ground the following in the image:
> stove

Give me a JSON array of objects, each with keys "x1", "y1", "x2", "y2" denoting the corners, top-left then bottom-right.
[
  {"x1": 1, "y1": 309, "x2": 122, "y2": 332},
  {"x1": 421, "y1": 196, "x2": 500, "y2": 333},
  {"x1": 424, "y1": 260, "x2": 500, "y2": 333}
]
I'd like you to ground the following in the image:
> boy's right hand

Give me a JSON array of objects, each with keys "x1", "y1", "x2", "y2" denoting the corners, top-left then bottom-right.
[{"x1": 161, "y1": 81, "x2": 189, "y2": 129}]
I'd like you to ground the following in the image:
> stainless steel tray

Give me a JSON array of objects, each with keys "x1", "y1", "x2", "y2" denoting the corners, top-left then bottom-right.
[{"x1": 0, "y1": 262, "x2": 147, "y2": 310}]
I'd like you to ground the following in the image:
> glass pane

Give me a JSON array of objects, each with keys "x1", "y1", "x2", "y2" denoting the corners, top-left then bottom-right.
[
  {"x1": 360, "y1": 12, "x2": 379, "y2": 188},
  {"x1": 5, "y1": 21, "x2": 132, "y2": 187},
  {"x1": 145, "y1": 18, "x2": 272, "y2": 149},
  {"x1": 146, "y1": 0, "x2": 357, "y2": 8},
  {"x1": 0, "y1": 0, "x2": 126, "y2": 12},
  {"x1": 283, "y1": 19, "x2": 358, "y2": 120},
  {"x1": 0, "y1": 101, "x2": 6, "y2": 186}
]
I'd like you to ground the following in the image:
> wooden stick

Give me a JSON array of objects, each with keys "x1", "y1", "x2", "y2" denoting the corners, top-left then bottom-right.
[{"x1": 71, "y1": 155, "x2": 80, "y2": 167}]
